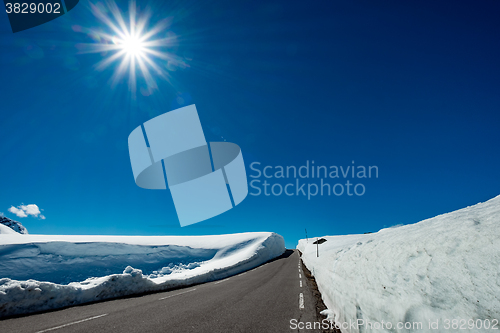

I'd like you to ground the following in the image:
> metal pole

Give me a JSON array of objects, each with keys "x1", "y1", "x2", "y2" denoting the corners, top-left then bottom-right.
[{"x1": 316, "y1": 238, "x2": 319, "y2": 257}]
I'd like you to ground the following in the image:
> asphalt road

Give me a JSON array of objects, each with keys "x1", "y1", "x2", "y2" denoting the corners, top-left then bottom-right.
[{"x1": 0, "y1": 250, "x2": 320, "y2": 333}]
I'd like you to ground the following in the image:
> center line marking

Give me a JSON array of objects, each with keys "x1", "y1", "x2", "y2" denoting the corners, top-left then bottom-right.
[
  {"x1": 300, "y1": 280, "x2": 302, "y2": 287},
  {"x1": 299, "y1": 293, "x2": 304, "y2": 309},
  {"x1": 299, "y1": 273, "x2": 301, "y2": 279},
  {"x1": 159, "y1": 288, "x2": 196, "y2": 300},
  {"x1": 35, "y1": 314, "x2": 108, "y2": 333}
]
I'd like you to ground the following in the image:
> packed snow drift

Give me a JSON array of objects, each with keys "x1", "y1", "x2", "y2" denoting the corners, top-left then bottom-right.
[
  {"x1": 0, "y1": 232, "x2": 285, "y2": 318},
  {"x1": 0, "y1": 224, "x2": 17, "y2": 235},
  {"x1": 298, "y1": 195, "x2": 500, "y2": 333}
]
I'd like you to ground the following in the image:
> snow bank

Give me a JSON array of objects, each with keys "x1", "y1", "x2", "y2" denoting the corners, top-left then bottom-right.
[
  {"x1": 0, "y1": 224, "x2": 17, "y2": 235},
  {"x1": 0, "y1": 232, "x2": 284, "y2": 318},
  {"x1": 297, "y1": 195, "x2": 500, "y2": 333}
]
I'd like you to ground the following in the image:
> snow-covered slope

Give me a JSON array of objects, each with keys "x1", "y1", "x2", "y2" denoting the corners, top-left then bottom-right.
[
  {"x1": 0, "y1": 232, "x2": 284, "y2": 318},
  {"x1": 0, "y1": 216, "x2": 28, "y2": 234},
  {"x1": 0, "y1": 224, "x2": 17, "y2": 235},
  {"x1": 297, "y1": 195, "x2": 500, "y2": 333}
]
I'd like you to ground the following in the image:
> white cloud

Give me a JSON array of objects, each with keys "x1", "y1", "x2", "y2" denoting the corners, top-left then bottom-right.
[
  {"x1": 8, "y1": 206, "x2": 28, "y2": 218},
  {"x1": 8, "y1": 204, "x2": 45, "y2": 219},
  {"x1": 20, "y1": 204, "x2": 41, "y2": 216}
]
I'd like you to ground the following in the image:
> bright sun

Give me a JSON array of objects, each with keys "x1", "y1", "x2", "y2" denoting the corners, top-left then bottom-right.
[
  {"x1": 119, "y1": 35, "x2": 145, "y2": 57},
  {"x1": 80, "y1": 0, "x2": 182, "y2": 96}
]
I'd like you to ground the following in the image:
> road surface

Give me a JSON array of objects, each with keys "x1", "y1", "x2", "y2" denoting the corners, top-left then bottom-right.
[{"x1": 0, "y1": 250, "x2": 321, "y2": 333}]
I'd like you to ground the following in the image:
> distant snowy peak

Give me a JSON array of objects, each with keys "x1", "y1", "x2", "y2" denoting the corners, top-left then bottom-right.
[{"x1": 0, "y1": 216, "x2": 28, "y2": 234}]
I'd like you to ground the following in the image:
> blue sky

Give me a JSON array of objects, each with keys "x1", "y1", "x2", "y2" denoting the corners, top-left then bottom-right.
[{"x1": 1, "y1": 0, "x2": 499, "y2": 248}]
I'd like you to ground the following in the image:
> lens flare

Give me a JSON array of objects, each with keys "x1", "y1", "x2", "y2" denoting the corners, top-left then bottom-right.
[{"x1": 78, "y1": 1, "x2": 185, "y2": 96}]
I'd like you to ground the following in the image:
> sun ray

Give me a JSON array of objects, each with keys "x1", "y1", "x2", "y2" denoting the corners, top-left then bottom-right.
[
  {"x1": 141, "y1": 48, "x2": 175, "y2": 60},
  {"x1": 129, "y1": 56, "x2": 137, "y2": 93},
  {"x1": 136, "y1": 58, "x2": 158, "y2": 90},
  {"x1": 80, "y1": 0, "x2": 178, "y2": 97},
  {"x1": 141, "y1": 55, "x2": 168, "y2": 80},
  {"x1": 138, "y1": 20, "x2": 170, "y2": 41},
  {"x1": 96, "y1": 50, "x2": 127, "y2": 71},
  {"x1": 111, "y1": 56, "x2": 131, "y2": 87}
]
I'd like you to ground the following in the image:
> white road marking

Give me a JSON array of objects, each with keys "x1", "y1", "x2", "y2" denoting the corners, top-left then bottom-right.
[
  {"x1": 35, "y1": 314, "x2": 108, "y2": 333},
  {"x1": 215, "y1": 278, "x2": 230, "y2": 284},
  {"x1": 159, "y1": 288, "x2": 197, "y2": 300},
  {"x1": 239, "y1": 272, "x2": 247, "y2": 276},
  {"x1": 299, "y1": 273, "x2": 301, "y2": 279},
  {"x1": 299, "y1": 293, "x2": 304, "y2": 309},
  {"x1": 300, "y1": 280, "x2": 302, "y2": 287}
]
